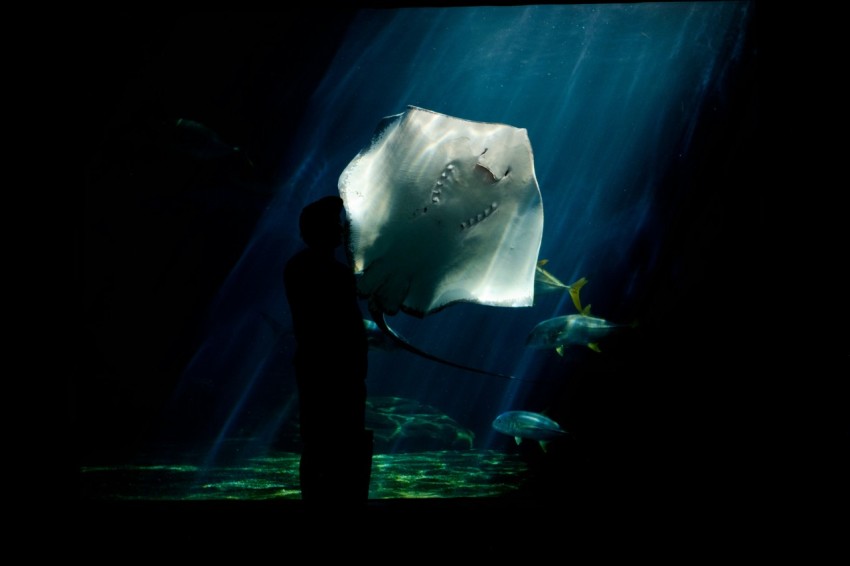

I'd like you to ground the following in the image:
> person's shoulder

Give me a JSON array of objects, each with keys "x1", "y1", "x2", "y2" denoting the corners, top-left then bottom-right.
[
  {"x1": 284, "y1": 248, "x2": 310, "y2": 274},
  {"x1": 286, "y1": 247, "x2": 312, "y2": 262}
]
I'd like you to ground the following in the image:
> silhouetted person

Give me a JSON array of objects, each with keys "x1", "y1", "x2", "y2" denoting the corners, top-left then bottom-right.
[{"x1": 284, "y1": 195, "x2": 371, "y2": 505}]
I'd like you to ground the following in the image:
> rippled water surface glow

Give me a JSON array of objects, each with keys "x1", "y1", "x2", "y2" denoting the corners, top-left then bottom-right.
[{"x1": 81, "y1": 2, "x2": 759, "y2": 507}]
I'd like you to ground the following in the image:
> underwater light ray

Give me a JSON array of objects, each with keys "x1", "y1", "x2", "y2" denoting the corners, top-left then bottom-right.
[{"x1": 198, "y1": 359, "x2": 270, "y2": 474}]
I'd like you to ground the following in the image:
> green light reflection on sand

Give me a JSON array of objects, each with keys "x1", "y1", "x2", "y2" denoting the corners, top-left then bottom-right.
[{"x1": 80, "y1": 450, "x2": 528, "y2": 501}]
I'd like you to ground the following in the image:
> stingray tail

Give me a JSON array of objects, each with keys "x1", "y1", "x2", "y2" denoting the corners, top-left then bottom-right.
[{"x1": 369, "y1": 306, "x2": 519, "y2": 380}]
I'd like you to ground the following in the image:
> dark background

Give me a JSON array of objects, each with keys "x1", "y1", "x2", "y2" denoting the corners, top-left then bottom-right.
[{"x1": 81, "y1": 8, "x2": 357, "y2": 453}]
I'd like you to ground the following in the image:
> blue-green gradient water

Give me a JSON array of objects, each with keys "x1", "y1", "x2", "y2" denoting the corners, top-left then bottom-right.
[{"x1": 81, "y1": 3, "x2": 757, "y2": 502}]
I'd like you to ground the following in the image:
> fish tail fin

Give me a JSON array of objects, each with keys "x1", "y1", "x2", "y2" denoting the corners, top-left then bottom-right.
[
  {"x1": 514, "y1": 436, "x2": 522, "y2": 446},
  {"x1": 567, "y1": 277, "x2": 588, "y2": 313},
  {"x1": 555, "y1": 345, "x2": 566, "y2": 357},
  {"x1": 539, "y1": 440, "x2": 549, "y2": 452},
  {"x1": 588, "y1": 342, "x2": 601, "y2": 353}
]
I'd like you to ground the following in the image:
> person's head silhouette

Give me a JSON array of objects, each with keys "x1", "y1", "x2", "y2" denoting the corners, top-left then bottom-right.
[{"x1": 299, "y1": 196, "x2": 345, "y2": 250}]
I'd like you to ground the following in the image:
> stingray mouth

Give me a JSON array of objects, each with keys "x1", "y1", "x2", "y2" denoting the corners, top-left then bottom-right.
[
  {"x1": 475, "y1": 148, "x2": 511, "y2": 183},
  {"x1": 459, "y1": 201, "x2": 499, "y2": 231}
]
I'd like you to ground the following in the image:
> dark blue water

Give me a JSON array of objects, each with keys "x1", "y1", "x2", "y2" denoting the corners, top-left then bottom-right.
[{"x1": 82, "y1": 3, "x2": 758, "y2": 501}]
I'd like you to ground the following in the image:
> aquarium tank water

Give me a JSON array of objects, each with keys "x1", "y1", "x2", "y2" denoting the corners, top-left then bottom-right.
[{"x1": 80, "y1": 3, "x2": 760, "y2": 508}]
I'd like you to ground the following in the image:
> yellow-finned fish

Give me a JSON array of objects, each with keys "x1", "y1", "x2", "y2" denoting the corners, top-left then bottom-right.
[
  {"x1": 526, "y1": 311, "x2": 634, "y2": 355},
  {"x1": 492, "y1": 410, "x2": 568, "y2": 452},
  {"x1": 534, "y1": 260, "x2": 589, "y2": 314}
]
